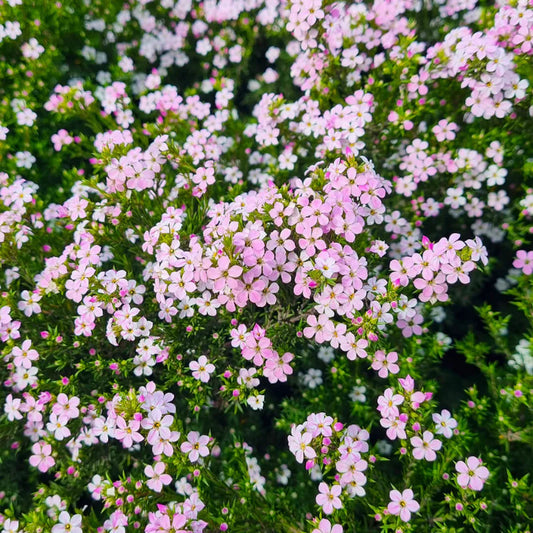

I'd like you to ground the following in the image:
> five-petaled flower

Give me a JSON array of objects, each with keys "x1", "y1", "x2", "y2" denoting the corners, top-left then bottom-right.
[
  {"x1": 180, "y1": 431, "x2": 210, "y2": 462},
  {"x1": 316, "y1": 482, "x2": 343, "y2": 515},
  {"x1": 411, "y1": 431, "x2": 442, "y2": 461},
  {"x1": 145, "y1": 461, "x2": 173, "y2": 492},
  {"x1": 51, "y1": 511, "x2": 83, "y2": 533},
  {"x1": 456, "y1": 456, "x2": 490, "y2": 491},
  {"x1": 387, "y1": 488, "x2": 420, "y2": 522}
]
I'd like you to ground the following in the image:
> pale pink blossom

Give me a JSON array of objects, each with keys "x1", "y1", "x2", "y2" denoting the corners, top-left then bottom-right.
[
  {"x1": 411, "y1": 431, "x2": 442, "y2": 461},
  {"x1": 145, "y1": 461, "x2": 173, "y2": 492},
  {"x1": 456, "y1": 457, "x2": 489, "y2": 491},
  {"x1": 387, "y1": 488, "x2": 420, "y2": 522},
  {"x1": 316, "y1": 482, "x2": 342, "y2": 515}
]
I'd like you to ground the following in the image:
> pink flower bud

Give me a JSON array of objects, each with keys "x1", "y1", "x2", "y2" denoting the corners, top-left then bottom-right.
[{"x1": 399, "y1": 375, "x2": 415, "y2": 392}]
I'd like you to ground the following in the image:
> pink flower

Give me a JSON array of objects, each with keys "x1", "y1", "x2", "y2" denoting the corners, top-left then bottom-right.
[
  {"x1": 377, "y1": 388, "x2": 404, "y2": 419},
  {"x1": 306, "y1": 412, "x2": 333, "y2": 438},
  {"x1": 51, "y1": 512, "x2": 82, "y2": 533},
  {"x1": 389, "y1": 259, "x2": 410, "y2": 286},
  {"x1": 141, "y1": 409, "x2": 174, "y2": 444},
  {"x1": 380, "y1": 415, "x2": 407, "y2": 440},
  {"x1": 241, "y1": 333, "x2": 274, "y2": 366},
  {"x1": 29, "y1": 441, "x2": 55, "y2": 472},
  {"x1": 316, "y1": 482, "x2": 343, "y2": 515},
  {"x1": 46, "y1": 413, "x2": 71, "y2": 441},
  {"x1": 12, "y1": 339, "x2": 39, "y2": 369},
  {"x1": 230, "y1": 324, "x2": 248, "y2": 349},
  {"x1": 315, "y1": 252, "x2": 339, "y2": 279},
  {"x1": 0, "y1": 305, "x2": 11, "y2": 325},
  {"x1": 189, "y1": 355, "x2": 215, "y2": 383},
  {"x1": 336, "y1": 456, "x2": 368, "y2": 486},
  {"x1": 263, "y1": 351, "x2": 293, "y2": 384},
  {"x1": 17, "y1": 290, "x2": 41, "y2": 317},
  {"x1": 206, "y1": 256, "x2": 242, "y2": 292},
  {"x1": 115, "y1": 416, "x2": 144, "y2": 448},
  {"x1": 234, "y1": 273, "x2": 265, "y2": 308},
  {"x1": 312, "y1": 518, "x2": 343, "y2": 533},
  {"x1": 2, "y1": 519, "x2": 19, "y2": 533},
  {"x1": 180, "y1": 431, "x2": 210, "y2": 462},
  {"x1": 4, "y1": 394, "x2": 23, "y2": 421},
  {"x1": 432, "y1": 119, "x2": 458, "y2": 142},
  {"x1": 387, "y1": 488, "x2": 420, "y2": 522},
  {"x1": 398, "y1": 375, "x2": 415, "y2": 392},
  {"x1": 52, "y1": 393, "x2": 80, "y2": 419},
  {"x1": 513, "y1": 250, "x2": 533, "y2": 275},
  {"x1": 145, "y1": 461, "x2": 173, "y2": 492},
  {"x1": 410, "y1": 431, "x2": 442, "y2": 461},
  {"x1": 371, "y1": 350, "x2": 400, "y2": 378},
  {"x1": 339, "y1": 334, "x2": 368, "y2": 360},
  {"x1": 455, "y1": 457, "x2": 489, "y2": 491},
  {"x1": 303, "y1": 314, "x2": 334, "y2": 344},
  {"x1": 288, "y1": 427, "x2": 316, "y2": 464},
  {"x1": 64, "y1": 196, "x2": 88, "y2": 221},
  {"x1": 432, "y1": 409, "x2": 457, "y2": 439}
]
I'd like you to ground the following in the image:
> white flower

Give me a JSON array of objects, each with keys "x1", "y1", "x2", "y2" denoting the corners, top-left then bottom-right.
[
  {"x1": 247, "y1": 395, "x2": 265, "y2": 411},
  {"x1": 376, "y1": 439, "x2": 393, "y2": 456},
  {"x1": 509, "y1": 339, "x2": 533, "y2": 375},
  {"x1": 51, "y1": 511, "x2": 82, "y2": 533},
  {"x1": 310, "y1": 464, "x2": 323, "y2": 481},
  {"x1": 317, "y1": 346, "x2": 335, "y2": 363},
  {"x1": 349, "y1": 385, "x2": 367, "y2": 403},
  {"x1": 265, "y1": 46, "x2": 280, "y2": 63},
  {"x1": 429, "y1": 307, "x2": 446, "y2": 323},
  {"x1": 300, "y1": 368, "x2": 323, "y2": 389},
  {"x1": 435, "y1": 332, "x2": 452, "y2": 350},
  {"x1": 15, "y1": 151, "x2": 36, "y2": 169},
  {"x1": 2, "y1": 518, "x2": 19, "y2": 533},
  {"x1": 276, "y1": 464, "x2": 291, "y2": 485}
]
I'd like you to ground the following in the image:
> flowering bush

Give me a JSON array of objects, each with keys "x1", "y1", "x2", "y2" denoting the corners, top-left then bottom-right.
[{"x1": 0, "y1": 0, "x2": 532, "y2": 532}]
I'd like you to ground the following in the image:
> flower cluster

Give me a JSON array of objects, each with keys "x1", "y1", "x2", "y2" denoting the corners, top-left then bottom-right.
[{"x1": 0, "y1": 0, "x2": 531, "y2": 531}]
